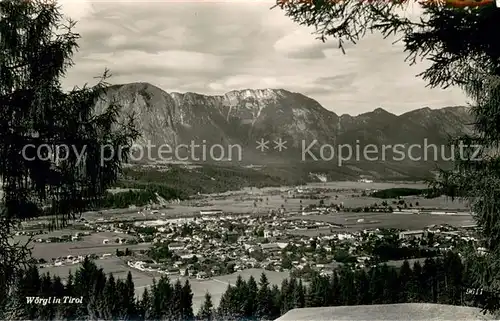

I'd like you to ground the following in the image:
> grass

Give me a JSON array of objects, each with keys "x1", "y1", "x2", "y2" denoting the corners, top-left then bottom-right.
[
  {"x1": 285, "y1": 212, "x2": 474, "y2": 235},
  {"x1": 29, "y1": 240, "x2": 151, "y2": 260},
  {"x1": 110, "y1": 163, "x2": 440, "y2": 210},
  {"x1": 40, "y1": 257, "x2": 154, "y2": 289}
]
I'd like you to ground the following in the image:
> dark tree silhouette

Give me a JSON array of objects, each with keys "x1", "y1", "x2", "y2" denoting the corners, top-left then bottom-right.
[
  {"x1": 198, "y1": 292, "x2": 214, "y2": 321},
  {"x1": 0, "y1": 0, "x2": 138, "y2": 311},
  {"x1": 276, "y1": 0, "x2": 500, "y2": 314}
]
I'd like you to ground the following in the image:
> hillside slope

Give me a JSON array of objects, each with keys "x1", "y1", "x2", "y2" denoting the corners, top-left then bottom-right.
[{"x1": 275, "y1": 303, "x2": 491, "y2": 320}]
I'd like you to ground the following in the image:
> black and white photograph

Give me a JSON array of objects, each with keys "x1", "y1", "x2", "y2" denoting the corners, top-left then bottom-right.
[{"x1": 0, "y1": 0, "x2": 499, "y2": 320}]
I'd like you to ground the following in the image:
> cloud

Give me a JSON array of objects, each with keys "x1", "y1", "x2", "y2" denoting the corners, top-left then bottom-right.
[
  {"x1": 58, "y1": 0, "x2": 94, "y2": 20},
  {"x1": 59, "y1": 0, "x2": 468, "y2": 115},
  {"x1": 273, "y1": 29, "x2": 335, "y2": 59}
]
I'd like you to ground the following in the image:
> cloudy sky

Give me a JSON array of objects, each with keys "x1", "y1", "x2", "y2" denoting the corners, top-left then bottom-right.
[{"x1": 59, "y1": 0, "x2": 468, "y2": 115}]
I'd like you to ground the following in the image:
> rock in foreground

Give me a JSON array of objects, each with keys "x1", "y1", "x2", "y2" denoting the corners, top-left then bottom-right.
[{"x1": 275, "y1": 303, "x2": 491, "y2": 320}]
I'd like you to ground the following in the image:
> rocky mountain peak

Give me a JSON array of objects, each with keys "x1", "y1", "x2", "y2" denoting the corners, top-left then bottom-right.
[
  {"x1": 223, "y1": 88, "x2": 289, "y2": 101},
  {"x1": 373, "y1": 107, "x2": 390, "y2": 114}
]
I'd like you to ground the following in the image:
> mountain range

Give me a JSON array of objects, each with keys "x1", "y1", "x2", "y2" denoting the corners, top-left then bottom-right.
[{"x1": 95, "y1": 82, "x2": 473, "y2": 180}]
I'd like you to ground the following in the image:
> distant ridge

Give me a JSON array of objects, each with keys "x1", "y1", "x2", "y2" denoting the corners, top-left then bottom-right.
[
  {"x1": 275, "y1": 303, "x2": 492, "y2": 320},
  {"x1": 94, "y1": 82, "x2": 474, "y2": 178}
]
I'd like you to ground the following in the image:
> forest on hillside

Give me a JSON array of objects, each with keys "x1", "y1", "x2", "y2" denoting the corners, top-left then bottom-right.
[{"x1": 1, "y1": 251, "x2": 489, "y2": 320}]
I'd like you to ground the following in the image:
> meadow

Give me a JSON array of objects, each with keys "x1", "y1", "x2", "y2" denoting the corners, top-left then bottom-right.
[
  {"x1": 77, "y1": 181, "x2": 468, "y2": 224},
  {"x1": 40, "y1": 257, "x2": 289, "y2": 313},
  {"x1": 285, "y1": 212, "x2": 474, "y2": 236},
  {"x1": 13, "y1": 231, "x2": 151, "y2": 260}
]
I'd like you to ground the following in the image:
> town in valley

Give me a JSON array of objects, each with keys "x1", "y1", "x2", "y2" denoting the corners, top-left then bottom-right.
[{"x1": 13, "y1": 179, "x2": 479, "y2": 312}]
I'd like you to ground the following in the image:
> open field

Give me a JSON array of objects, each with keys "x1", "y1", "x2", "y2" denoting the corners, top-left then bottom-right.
[
  {"x1": 39, "y1": 257, "x2": 155, "y2": 292},
  {"x1": 108, "y1": 188, "x2": 140, "y2": 194},
  {"x1": 214, "y1": 181, "x2": 427, "y2": 196},
  {"x1": 286, "y1": 212, "x2": 474, "y2": 236},
  {"x1": 14, "y1": 229, "x2": 91, "y2": 241},
  {"x1": 323, "y1": 195, "x2": 468, "y2": 210},
  {"x1": 15, "y1": 230, "x2": 135, "y2": 243},
  {"x1": 41, "y1": 257, "x2": 289, "y2": 313},
  {"x1": 15, "y1": 182, "x2": 471, "y2": 251},
  {"x1": 12, "y1": 231, "x2": 150, "y2": 260},
  {"x1": 306, "y1": 182, "x2": 429, "y2": 190},
  {"x1": 11, "y1": 181, "x2": 468, "y2": 225},
  {"x1": 30, "y1": 243, "x2": 152, "y2": 260},
  {"x1": 76, "y1": 181, "x2": 468, "y2": 224}
]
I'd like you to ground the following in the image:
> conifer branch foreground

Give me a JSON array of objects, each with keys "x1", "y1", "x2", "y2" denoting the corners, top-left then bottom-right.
[
  {"x1": 0, "y1": 0, "x2": 138, "y2": 313},
  {"x1": 276, "y1": 0, "x2": 500, "y2": 315}
]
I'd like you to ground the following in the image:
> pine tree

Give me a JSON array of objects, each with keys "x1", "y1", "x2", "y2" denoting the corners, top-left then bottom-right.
[
  {"x1": 434, "y1": 257, "x2": 447, "y2": 304},
  {"x1": 171, "y1": 279, "x2": 183, "y2": 320},
  {"x1": 338, "y1": 266, "x2": 355, "y2": 305},
  {"x1": 3, "y1": 272, "x2": 28, "y2": 320},
  {"x1": 24, "y1": 265, "x2": 41, "y2": 319},
  {"x1": 102, "y1": 273, "x2": 118, "y2": 320},
  {"x1": 218, "y1": 285, "x2": 235, "y2": 320},
  {"x1": 198, "y1": 292, "x2": 214, "y2": 321},
  {"x1": 92, "y1": 268, "x2": 107, "y2": 319},
  {"x1": 74, "y1": 257, "x2": 99, "y2": 317},
  {"x1": 385, "y1": 267, "x2": 400, "y2": 304},
  {"x1": 233, "y1": 275, "x2": 247, "y2": 318},
  {"x1": 52, "y1": 275, "x2": 65, "y2": 319},
  {"x1": 257, "y1": 273, "x2": 272, "y2": 319},
  {"x1": 115, "y1": 279, "x2": 127, "y2": 318},
  {"x1": 330, "y1": 272, "x2": 341, "y2": 306},
  {"x1": 181, "y1": 279, "x2": 194, "y2": 320},
  {"x1": 306, "y1": 275, "x2": 322, "y2": 307},
  {"x1": 66, "y1": 271, "x2": 75, "y2": 297},
  {"x1": 423, "y1": 258, "x2": 438, "y2": 303},
  {"x1": 295, "y1": 279, "x2": 306, "y2": 308},
  {"x1": 409, "y1": 261, "x2": 425, "y2": 303},
  {"x1": 0, "y1": 0, "x2": 137, "y2": 303},
  {"x1": 155, "y1": 276, "x2": 173, "y2": 319},
  {"x1": 398, "y1": 260, "x2": 413, "y2": 303},
  {"x1": 124, "y1": 271, "x2": 137, "y2": 319},
  {"x1": 61, "y1": 272, "x2": 77, "y2": 319},
  {"x1": 378, "y1": 264, "x2": 393, "y2": 303},
  {"x1": 149, "y1": 279, "x2": 160, "y2": 320},
  {"x1": 140, "y1": 287, "x2": 152, "y2": 321},
  {"x1": 269, "y1": 284, "x2": 282, "y2": 320},
  {"x1": 38, "y1": 273, "x2": 55, "y2": 320},
  {"x1": 287, "y1": 277, "x2": 297, "y2": 309},
  {"x1": 245, "y1": 275, "x2": 258, "y2": 318},
  {"x1": 354, "y1": 269, "x2": 371, "y2": 305},
  {"x1": 280, "y1": 279, "x2": 291, "y2": 314},
  {"x1": 443, "y1": 251, "x2": 464, "y2": 305},
  {"x1": 369, "y1": 266, "x2": 384, "y2": 304}
]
